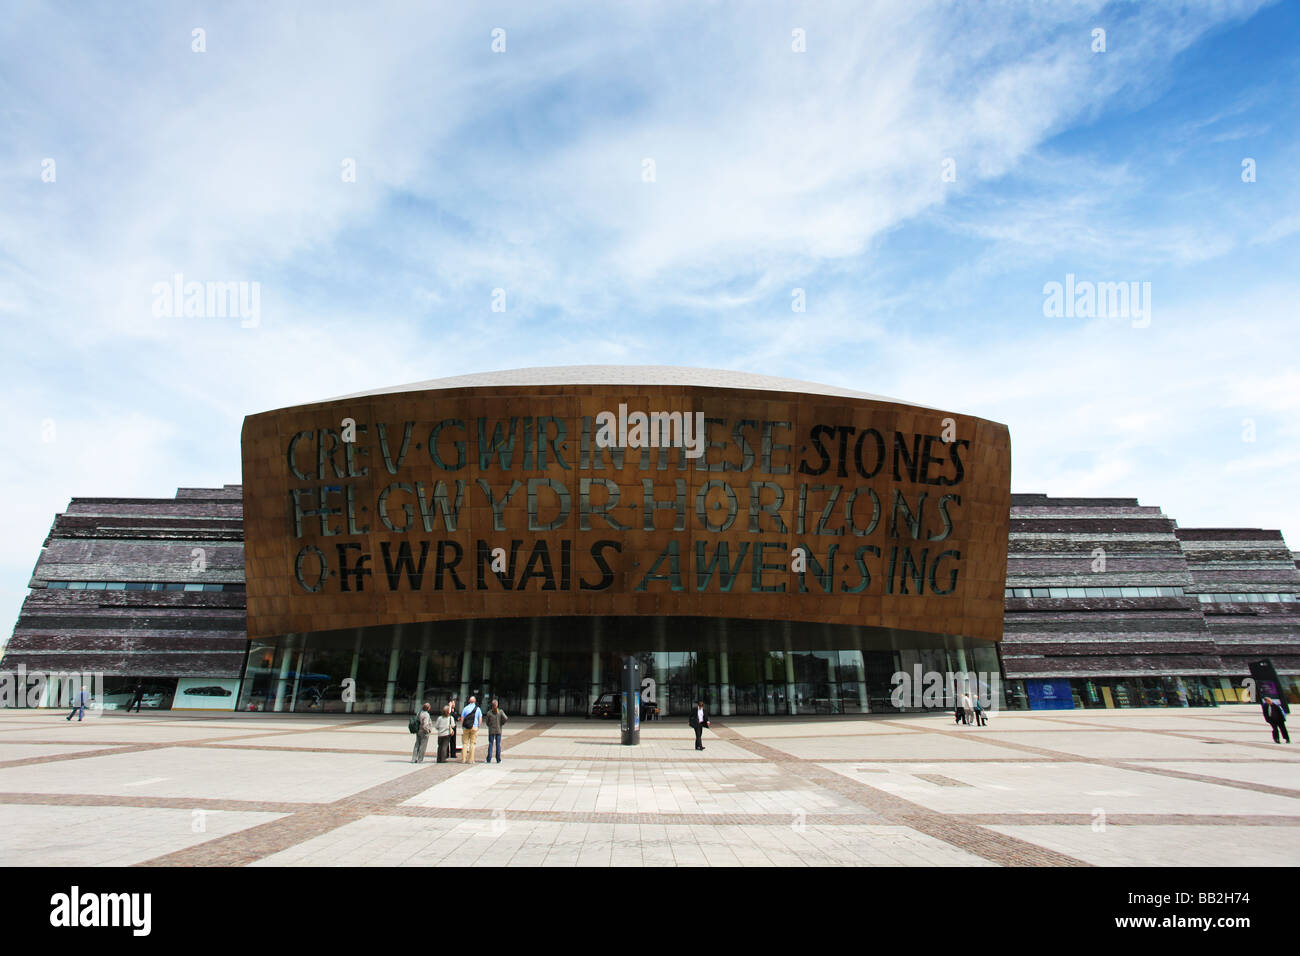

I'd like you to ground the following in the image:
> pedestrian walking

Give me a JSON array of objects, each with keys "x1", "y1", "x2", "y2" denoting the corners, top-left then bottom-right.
[
  {"x1": 483, "y1": 698, "x2": 508, "y2": 763},
  {"x1": 961, "y1": 691, "x2": 974, "y2": 726},
  {"x1": 1262, "y1": 695, "x2": 1290, "y2": 744},
  {"x1": 412, "y1": 703, "x2": 434, "y2": 763},
  {"x1": 66, "y1": 685, "x2": 91, "y2": 721},
  {"x1": 460, "y1": 696, "x2": 482, "y2": 763},
  {"x1": 954, "y1": 697, "x2": 965, "y2": 725},
  {"x1": 447, "y1": 697, "x2": 459, "y2": 758},
  {"x1": 688, "y1": 698, "x2": 710, "y2": 750},
  {"x1": 973, "y1": 695, "x2": 987, "y2": 726},
  {"x1": 435, "y1": 705, "x2": 452, "y2": 762},
  {"x1": 127, "y1": 681, "x2": 145, "y2": 713}
]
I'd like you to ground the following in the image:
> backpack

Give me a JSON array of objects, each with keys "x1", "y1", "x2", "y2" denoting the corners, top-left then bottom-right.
[
  {"x1": 462, "y1": 707, "x2": 477, "y2": 730},
  {"x1": 408, "y1": 713, "x2": 420, "y2": 734}
]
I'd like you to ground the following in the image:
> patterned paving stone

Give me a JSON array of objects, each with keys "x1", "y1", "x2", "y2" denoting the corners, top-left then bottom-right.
[{"x1": 0, "y1": 709, "x2": 1296, "y2": 866}]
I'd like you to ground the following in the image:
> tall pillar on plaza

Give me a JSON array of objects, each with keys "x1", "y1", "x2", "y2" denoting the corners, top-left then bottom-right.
[
  {"x1": 383, "y1": 625, "x2": 402, "y2": 714},
  {"x1": 853, "y1": 628, "x2": 869, "y2": 713},
  {"x1": 590, "y1": 617, "x2": 603, "y2": 712},
  {"x1": 289, "y1": 642, "x2": 306, "y2": 713},
  {"x1": 414, "y1": 628, "x2": 429, "y2": 707},
  {"x1": 653, "y1": 616, "x2": 668, "y2": 718},
  {"x1": 825, "y1": 625, "x2": 840, "y2": 714},
  {"x1": 718, "y1": 619, "x2": 731, "y2": 717},
  {"x1": 782, "y1": 622, "x2": 797, "y2": 716},
  {"x1": 458, "y1": 622, "x2": 473, "y2": 707},
  {"x1": 273, "y1": 635, "x2": 295, "y2": 713},
  {"x1": 346, "y1": 629, "x2": 362, "y2": 714},
  {"x1": 539, "y1": 654, "x2": 551, "y2": 716},
  {"x1": 526, "y1": 619, "x2": 539, "y2": 716}
]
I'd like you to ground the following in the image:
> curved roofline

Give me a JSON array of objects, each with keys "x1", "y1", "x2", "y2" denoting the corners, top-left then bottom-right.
[{"x1": 322, "y1": 365, "x2": 937, "y2": 409}]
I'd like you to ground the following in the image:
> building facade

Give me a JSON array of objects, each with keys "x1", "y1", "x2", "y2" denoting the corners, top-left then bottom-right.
[
  {"x1": 4, "y1": 369, "x2": 1299, "y2": 714},
  {"x1": 1, "y1": 486, "x2": 246, "y2": 710},
  {"x1": 237, "y1": 367, "x2": 1011, "y2": 716}
]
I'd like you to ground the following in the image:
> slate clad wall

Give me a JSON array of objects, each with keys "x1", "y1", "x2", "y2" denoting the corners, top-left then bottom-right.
[
  {"x1": 1002, "y1": 495, "x2": 1300, "y2": 680},
  {"x1": 0, "y1": 486, "x2": 247, "y2": 678},
  {"x1": 1179, "y1": 528, "x2": 1300, "y2": 675},
  {"x1": 1002, "y1": 494, "x2": 1216, "y2": 678}
]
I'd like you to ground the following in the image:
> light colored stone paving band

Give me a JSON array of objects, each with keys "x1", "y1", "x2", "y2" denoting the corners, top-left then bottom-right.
[
  {"x1": 871, "y1": 719, "x2": 1300, "y2": 799},
  {"x1": 709, "y1": 723, "x2": 1091, "y2": 867},
  {"x1": 137, "y1": 720, "x2": 559, "y2": 866}
]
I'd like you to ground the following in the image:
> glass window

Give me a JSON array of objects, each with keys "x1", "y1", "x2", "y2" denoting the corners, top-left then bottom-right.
[
  {"x1": 1067, "y1": 588, "x2": 1086, "y2": 598},
  {"x1": 105, "y1": 582, "x2": 125, "y2": 590},
  {"x1": 1014, "y1": 588, "x2": 1031, "y2": 598},
  {"x1": 47, "y1": 581, "x2": 68, "y2": 589},
  {"x1": 183, "y1": 583, "x2": 204, "y2": 592},
  {"x1": 1048, "y1": 588, "x2": 1068, "y2": 598},
  {"x1": 1031, "y1": 588, "x2": 1050, "y2": 597},
  {"x1": 1138, "y1": 587, "x2": 1159, "y2": 597},
  {"x1": 165, "y1": 583, "x2": 185, "y2": 591},
  {"x1": 204, "y1": 583, "x2": 224, "y2": 592},
  {"x1": 68, "y1": 581, "x2": 86, "y2": 589},
  {"x1": 86, "y1": 582, "x2": 107, "y2": 590},
  {"x1": 125, "y1": 582, "x2": 147, "y2": 591}
]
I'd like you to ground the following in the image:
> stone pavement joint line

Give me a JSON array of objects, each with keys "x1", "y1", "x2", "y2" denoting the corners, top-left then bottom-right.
[
  {"x1": 710, "y1": 724, "x2": 1090, "y2": 867},
  {"x1": 136, "y1": 721, "x2": 558, "y2": 866}
]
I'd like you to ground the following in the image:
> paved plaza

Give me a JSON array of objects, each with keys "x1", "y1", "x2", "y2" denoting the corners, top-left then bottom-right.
[{"x1": 0, "y1": 707, "x2": 1296, "y2": 866}]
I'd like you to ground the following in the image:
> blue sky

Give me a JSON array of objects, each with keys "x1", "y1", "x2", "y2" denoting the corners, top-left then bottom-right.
[{"x1": 2, "y1": 0, "x2": 1298, "y2": 636}]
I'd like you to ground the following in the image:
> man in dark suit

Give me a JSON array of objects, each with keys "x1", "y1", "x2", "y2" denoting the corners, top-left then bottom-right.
[{"x1": 689, "y1": 699, "x2": 710, "y2": 751}]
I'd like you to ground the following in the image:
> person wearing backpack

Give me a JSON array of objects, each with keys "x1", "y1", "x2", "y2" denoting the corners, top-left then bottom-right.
[
  {"x1": 411, "y1": 702, "x2": 435, "y2": 763},
  {"x1": 435, "y1": 705, "x2": 453, "y2": 762},
  {"x1": 460, "y1": 696, "x2": 483, "y2": 763}
]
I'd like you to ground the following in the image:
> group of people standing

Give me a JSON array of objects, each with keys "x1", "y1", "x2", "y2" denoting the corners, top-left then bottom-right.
[
  {"x1": 411, "y1": 695, "x2": 509, "y2": 764},
  {"x1": 954, "y1": 692, "x2": 987, "y2": 726}
]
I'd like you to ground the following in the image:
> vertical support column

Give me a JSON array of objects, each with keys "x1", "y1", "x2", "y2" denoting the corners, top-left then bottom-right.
[
  {"x1": 289, "y1": 641, "x2": 306, "y2": 713},
  {"x1": 539, "y1": 655, "x2": 551, "y2": 717},
  {"x1": 383, "y1": 625, "x2": 402, "y2": 714},
  {"x1": 718, "y1": 619, "x2": 731, "y2": 717},
  {"x1": 654, "y1": 616, "x2": 668, "y2": 718},
  {"x1": 854, "y1": 634, "x2": 869, "y2": 714},
  {"x1": 415, "y1": 630, "x2": 429, "y2": 707},
  {"x1": 706, "y1": 656, "x2": 718, "y2": 713},
  {"x1": 764, "y1": 651, "x2": 776, "y2": 715},
  {"x1": 824, "y1": 625, "x2": 840, "y2": 715},
  {"x1": 273, "y1": 635, "x2": 295, "y2": 713},
  {"x1": 590, "y1": 617, "x2": 603, "y2": 713},
  {"x1": 458, "y1": 622, "x2": 473, "y2": 708},
  {"x1": 954, "y1": 642, "x2": 971, "y2": 704},
  {"x1": 526, "y1": 619, "x2": 539, "y2": 716},
  {"x1": 346, "y1": 630, "x2": 362, "y2": 714},
  {"x1": 783, "y1": 622, "x2": 797, "y2": 716}
]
